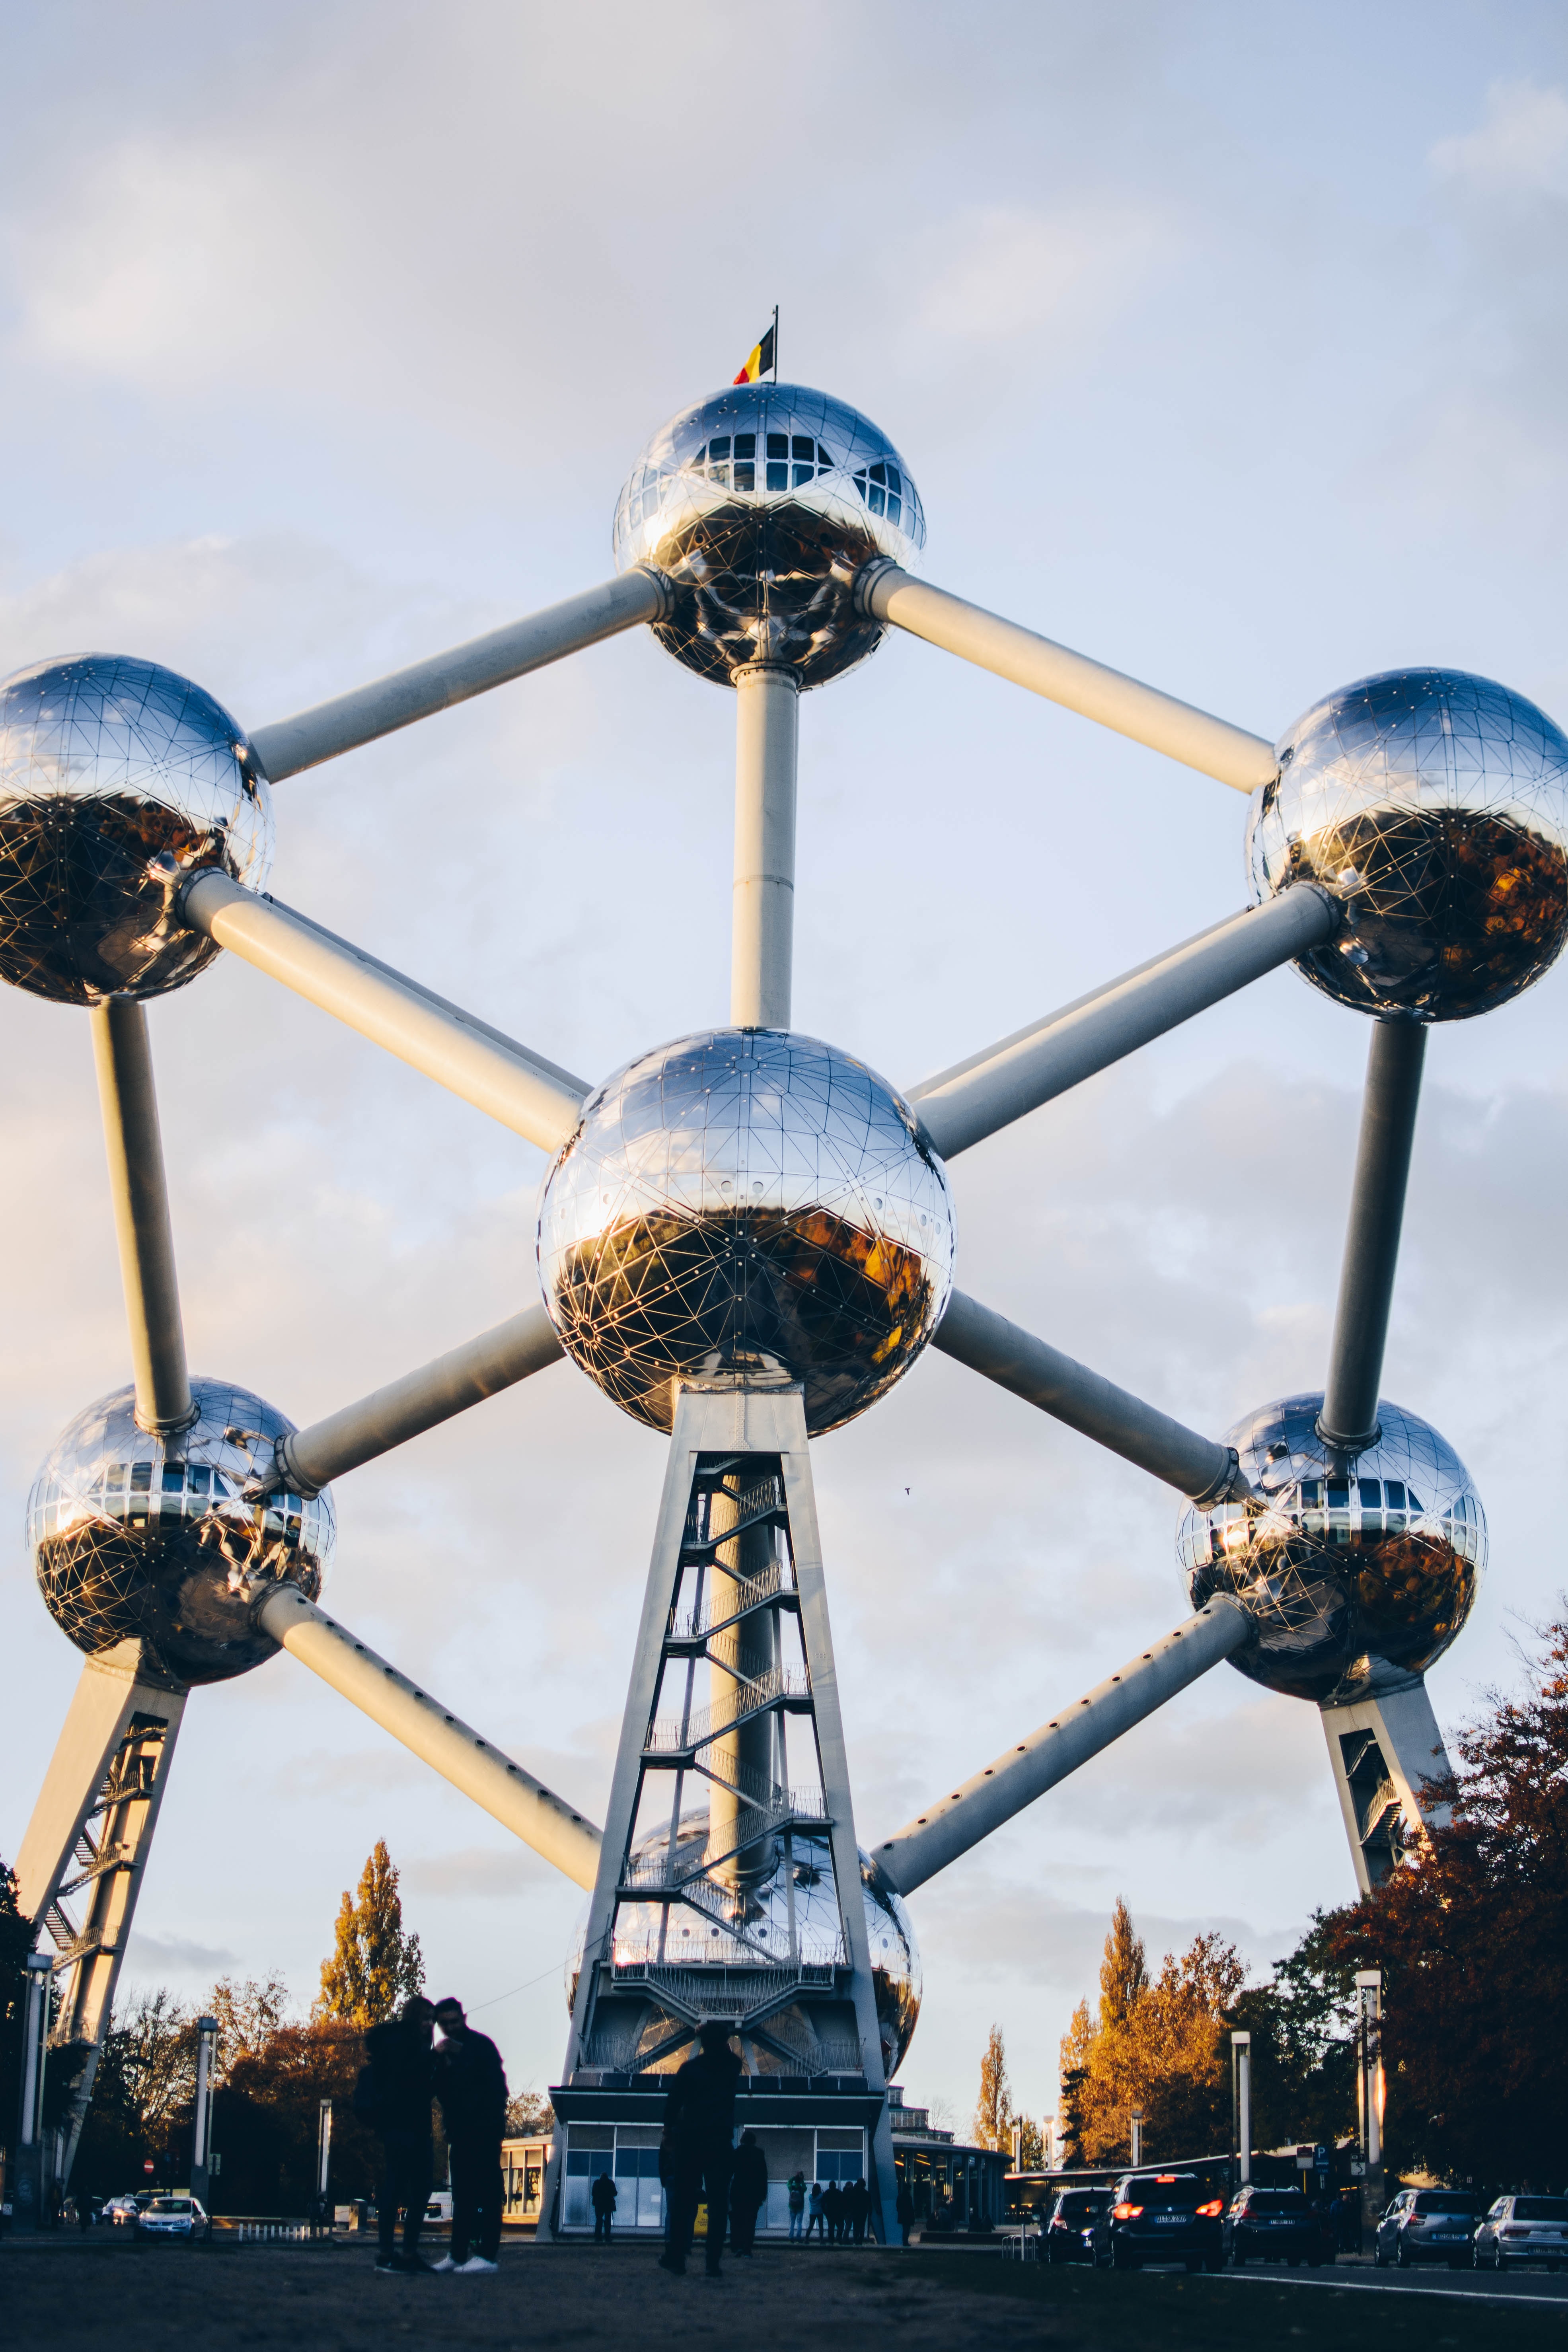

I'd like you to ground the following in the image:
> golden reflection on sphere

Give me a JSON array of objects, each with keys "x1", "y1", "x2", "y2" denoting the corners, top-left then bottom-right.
[
  {"x1": 1248, "y1": 668, "x2": 1568, "y2": 1020},
  {"x1": 537, "y1": 1029, "x2": 955, "y2": 1438},
  {"x1": 1176, "y1": 1394, "x2": 1484, "y2": 1705}
]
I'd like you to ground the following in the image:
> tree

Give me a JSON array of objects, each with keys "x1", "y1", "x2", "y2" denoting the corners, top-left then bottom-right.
[
  {"x1": 0, "y1": 1862, "x2": 35, "y2": 2140},
  {"x1": 316, "y1": 1841, "x2": 424, "y2": 2026},
  {"x1": 505, "y1": 2087, "x2": 555, "y2": 2136},
  {"x1": 218, "y1": 2017, "x2": 382, "y2": 2214},
  {"x1": 208, "y1": 1972, "x2": 290, "y2": 2073},
  {"x1": 1315, "y1": 1613, "x2": 1568, "y2": 2188},
  {"x1": 1057, "y1": 1901, "x2": 1245, "y2": 2164},
  {"x1": 1017, "y1": 2115, "x2": 1046, "y2": 2169},
  {"x1": 973, "y1": 2022, "x2": 1014, "y2": 2151}
]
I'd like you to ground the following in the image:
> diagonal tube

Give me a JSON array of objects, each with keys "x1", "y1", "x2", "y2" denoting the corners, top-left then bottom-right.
[
  {"x1": 872, "y1": 1599, "x2": 1251, "y2": 1896},
  {"x1": 255, "y1": 1583, "x2": 602, "y2": 1889},
  {"x1": 932, "y1": 1289, "x2": 1249, "y2": 1504},
  {"x1": 908, "y1": 888, "x2": 1338, "y2": 1160},
  {"x1": 177, "y1": 869, "x2": 588, "y2": 1154},
  {"x1": 90, "y1": 998, "x2": 195, "y2": 1433},
  {"x1": 1317, "y1": 1021, "x2": 1427, "y2": 1452},
  {"x1": 249, "y1": 569, "x2": 671, "y2": 782},
  {"x1": 250, "y1": 1302, "x2": 565, "y2": 1497},
  {"x1": 855, "y1": 561, "x2": 1278, "y2": 793}
]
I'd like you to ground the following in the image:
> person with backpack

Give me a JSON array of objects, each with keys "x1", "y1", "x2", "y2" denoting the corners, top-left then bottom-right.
[
  {"x1": 360, "y1": 1995, "x2": 438, "y2": 2274},
  {"x1": 430, "y1": 1996, "x2": 508, "y2": 2274},
  {"x1": 590, "y1": 2167, "x2": 618, "y2": 2243},
  {"x1": 657, "y1": 2020, "x2": 742, "y2": 2278},
  {"x1": 787, "y1": 2170, "x2": 807, "y2": 2242}
]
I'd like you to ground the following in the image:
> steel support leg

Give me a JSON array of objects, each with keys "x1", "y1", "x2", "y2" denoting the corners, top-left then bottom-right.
[
  {"x1": 1318, "y1": 1022, "x2": 1427, "y2": 1451},
  {"x1": 1320, "y1": 1677, "x2": 1451, "y2": 1895},
  {"x1": 90, "y1": 999, "x2": 193, "y2": 1434},
  {"x1": 730, "y1": 665, "x2": 799, "y2": 1030}
]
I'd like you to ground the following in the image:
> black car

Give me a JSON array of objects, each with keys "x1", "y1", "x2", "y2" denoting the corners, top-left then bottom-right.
[
  {"x1": 1046, "y1": 2188, "x2": 1112, "y2": 2264},
  {"x1": 1100, "y1": 2172, "x2": 1226, "y2": 2272},
  {"x1": 1374, "y1": 2189, "x2": 1478, "y2": 2269},
  {"x1": 1226, "y1": 2185, "x2": 1334, "y2": 2267}
]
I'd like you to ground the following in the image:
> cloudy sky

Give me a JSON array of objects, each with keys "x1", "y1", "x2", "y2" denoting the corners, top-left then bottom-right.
[{"x1": 3, "y1": 0, "x2": 1567, "y2": 2134}]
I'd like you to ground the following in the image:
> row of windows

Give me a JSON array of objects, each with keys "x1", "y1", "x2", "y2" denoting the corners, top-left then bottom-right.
[{"x1": 621, "y1": 446, "x2": 913, "y2": 530}]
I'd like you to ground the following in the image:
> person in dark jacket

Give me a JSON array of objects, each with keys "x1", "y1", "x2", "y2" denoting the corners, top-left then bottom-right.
[
  {"x1": 430, "y1": 1997, "x2": 508, "y2": 2273},
  {"x1": 845, "y1": 2175, "x2": 870, "y2": 2245},
  {"x1": 895, "y1": 2179, "x2": 915, "y2": 2246},
  {"x1": 365, "y1": 1995, "x2": 437, "y2": 2273},
  {"x1": 658, "y1": 2020, "x2": 742, "y2": 2277},
  {"x1": 590, "y1": 2168, "x2": 617, "y2": 2243},
  {"x1": 728, "y1": 2131, "x2": 768, "y2": 2256}
]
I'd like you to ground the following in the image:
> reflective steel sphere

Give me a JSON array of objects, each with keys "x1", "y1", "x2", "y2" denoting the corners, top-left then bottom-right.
[
  {"x1": 568, "y1": 1813, "x2": 921, "y2": 2077},
  {"x1": 1247, "y1": 668, "x2": 1568, "y2": 1020},
  {"x1": 29, "y1": 1377, "x2": 334, "y2": 1687},
  {"x1": 537, "y1": 1028, "x2": 955, "y2": 1437},
  {"x1": 1176, "y1": 1394, "x2": 1484, "y2": 1704},
  {"x1": 0, "y1": 654, "x2": 273, "y2": 1005},
  {"x1": 613, "y1": 384, "x2": 925, "y2": 688}
]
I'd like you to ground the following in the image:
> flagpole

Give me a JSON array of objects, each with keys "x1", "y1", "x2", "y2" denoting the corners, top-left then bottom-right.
[{"x1": 772, "y1": 304, "x2": 779, "y2": 382}]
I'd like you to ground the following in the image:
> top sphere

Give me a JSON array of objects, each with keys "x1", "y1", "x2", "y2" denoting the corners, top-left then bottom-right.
[
  {"x1": 1247, "y1": 667, "x2": 1568, "y2": 1021},
  {"x1": 1176, "y1": 1392, "x2": 1484, "y2": 1705},
  {"x1": 28, "y1": 1375, "x2": 334, "y2": 1687},
  {"x1": 0, "y1": 653, "x2": 273, "y2": 1005},
  {"x1": 613, "y1": 384, "x2": 925, "y2": 689},
  {"x1": 537, "y1": 1027, "x2": 955, "y2": 1436}
]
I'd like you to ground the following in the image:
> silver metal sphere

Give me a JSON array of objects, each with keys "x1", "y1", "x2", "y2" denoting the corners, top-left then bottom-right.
[
  {"x1": 613, "y1": 384, "x2": 925, "y2": 689},
  {"x1": 568, "y1": 1813, "x2": 922, "y2": 2078},
  {"x1": 1247, "y1": 668, "x2": 1568, "y2": 1021},
  {"x1": 28, "y1": 1377, "x2": 334, "y2": 1687},
  {"x1": 537, "y1": 1028, "x2": 955, "y2": 1437},
  {"x1": 1176, "y1": 1393, "x2": 1484, "y2": 1705},
  {"x1": 0, "y1": 654, "x2": 273, "y2": 1005}
]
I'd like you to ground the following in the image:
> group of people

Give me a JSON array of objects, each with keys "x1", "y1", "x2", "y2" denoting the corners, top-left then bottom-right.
[
  {"x1": 788, "y1": 2173, "x2": 872, "y2": 2243},
  {"x1": 360, "y1": 1992, "x2": 508, "y2": 2276}
]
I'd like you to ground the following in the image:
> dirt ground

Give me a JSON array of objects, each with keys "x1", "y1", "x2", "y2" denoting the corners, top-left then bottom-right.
[{"x1": 4, "y1": 2235, "x2": 1556, "y2": 2352}]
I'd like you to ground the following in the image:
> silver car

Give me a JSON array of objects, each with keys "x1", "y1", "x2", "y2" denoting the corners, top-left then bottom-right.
[
  {"x1": 1373, "y1": 2188, "x2": 1478, "y2": 2268},
  {"x1": 1472, "y1": 2196, "x2": 1568, "y2": 2272},
  {"x1": 136, "y1": 2194, "x2": 211, "y2": 2242}
]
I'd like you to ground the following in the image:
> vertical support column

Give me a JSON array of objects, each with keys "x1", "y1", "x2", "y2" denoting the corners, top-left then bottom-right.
[
  {"x1": 1231, "y1": 2033, "x2": 1251, "y2": 2186},
  {"x1": 191, "y1": 2016, "x2": 218, "y2": 2205},
  {"x1": 1318, "y1": 1021, "x2": 1427, "y2": 1452},
  {"x1": 14, "y1": 1953, "x2": 55, "y2": 2231},
  {"x1": 704, "y1": 1473, "x2": 780, "y2": 1889},
  {"x1": 730, "y1": 665, "x2": 799, "y2": 1030},
  {"x1": 1356, "y1": 1970, "x2": 1384, "y2": 2235},
  {"x1": 1321, "y1": 1676, "x2": 1451, "y2": 1894},
  {"x1": 90, "y1": 997, "x2": 194, "y2": 1434}
]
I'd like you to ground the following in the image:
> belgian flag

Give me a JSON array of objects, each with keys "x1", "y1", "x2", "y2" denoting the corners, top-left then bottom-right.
[{"x1": 733, "y1": 311, "x2": 777, "y2": 385}]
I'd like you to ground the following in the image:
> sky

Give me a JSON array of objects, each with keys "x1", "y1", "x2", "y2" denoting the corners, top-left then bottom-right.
[{"x1": 2, "y1": 0, "x2": 1567, "y2": 2139}]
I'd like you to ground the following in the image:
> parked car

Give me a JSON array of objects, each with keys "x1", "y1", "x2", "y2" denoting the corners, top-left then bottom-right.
[
  {"x1": 138, "y1": 2194, "x2": 211, "y2": 2242},
  {"x1": 1099, "y1": 2172, "x2": 1226, "y2": 2272},
  {"x1": 107, "y1": 2191, "x2": 158, "y2": 2231},
  {"x1": 1046, "y1": 2188, "x2": 1112, "y2": 2265},
  {"x1": 1225, "y1": 2185, "x2": 1335, "y2": 2267},
  {"x1": 1472, "y1": 2196, "x2": 1568, "y2": 2272},
  {"x1": 425, "y1": 2189, "x2": 454, "y2": 2223},
  {"x1": 1374, "y1": 2189, "x2": 1478, "y2": 2268}
]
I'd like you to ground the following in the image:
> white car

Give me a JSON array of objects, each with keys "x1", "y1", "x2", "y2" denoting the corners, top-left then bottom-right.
[
  {"x1": 136, "y1": 2194, "x2": 211, "y2": 2241},
  {"x1": 1473, "y1": 2196, "x2": 1568, "y2": 2271}
]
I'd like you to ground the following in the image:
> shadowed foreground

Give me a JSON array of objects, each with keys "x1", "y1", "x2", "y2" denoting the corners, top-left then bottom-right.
[{"x1": 3, "y1": 2240, "x2": 1560, "y2": 2350}]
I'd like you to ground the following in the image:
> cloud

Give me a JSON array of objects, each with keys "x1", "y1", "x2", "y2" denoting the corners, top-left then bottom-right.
[
  {"x1": 1431, "y1": 81, "x2": 1568, "y2": 202},
  {"x1": 914, "y1": 202, "x2": 1175, "y2": 348},
  {"x1": 123, "y1": 1930, "x2": 238, "y2": 1980}
]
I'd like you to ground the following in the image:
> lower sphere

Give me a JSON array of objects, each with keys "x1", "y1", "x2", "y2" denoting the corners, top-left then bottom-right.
[
  {"x1": 568, "y1": 1812, "x2": 921, "y2": 2079},
  {"x1": 28, "y1": 1378, "x2": 334, "y2": 1687},
  {"x1": 1176, "y1": 1393, "x2": 1483, "y2": 1704}
]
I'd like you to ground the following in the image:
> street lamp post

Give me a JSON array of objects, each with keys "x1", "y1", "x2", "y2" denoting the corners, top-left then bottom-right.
[
  {"x1": 1355, "y1": 1970, "x2": 1384, "y2": 2235},
  {"x1": 1231, "y1": 2031, "x2": 1252, "y2": 2187},
  {"x1": 1130, "y1": 2107, "x2": 1144, "y2": 2168},
  {"x1": 190, "y1": 2016, "x2": 218, "y2": 2208},
  {"x1": 14, "y1": 1953, "x2": 55, "y2": 2233},
  {"x1": 316, "y1": 2099, "x2": 334, "y2": 2232}
]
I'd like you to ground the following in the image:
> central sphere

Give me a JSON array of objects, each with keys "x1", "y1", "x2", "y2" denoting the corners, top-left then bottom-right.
[
  {"x1": 613, "y1": 384, "x2": 925, "y2": 689},
  {"x1": 537, "y1": 1029, "x2": 955, "y2": 1436},
  {"x1": 1247, "y1": 667, "x2": 1568, "y2": 1021},
  {"x1": 0, "y1": 653, "x2": 273, "y2": 1005},
  {"x1": 1176, "y1": 1393, "x2": 1484, "y2": 1705},
  {"x1": 29, "y1": 1377, "x2": 335, "y2": 1687}
]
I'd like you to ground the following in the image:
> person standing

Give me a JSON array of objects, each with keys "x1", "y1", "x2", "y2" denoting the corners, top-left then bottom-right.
[
  {"x1": 895, "y1": 2178, "x2": 915, "y2": 2246},
  {"x1": 845, "y1": 2175, "x2": 869, "y2": 2245},
  {"x1": 728, "y1": 2130, "x2": 768, "y2": 2257},
  {"x1": 364, "y1": 1994, "x2": 438, "y2": 2274},
  {"x1": 590, "y1": 2167, "x2": 617, "y2": 2244},
  {"x1": 787, "y1": 2170, "x2": 807, "y2": 2242},
  {"x1": 659, "y1": 2021, "x2": 742, "y2": 2278},
  {"x1": 805, "y1": 2181, "x2": 827, "y2": 2243},
  {"x1": 430, "y1": 1996, "x2": 508, "y2": 2275},
  {"x1": 823, "y1": 2180, "x2": 845, "y2": 2245}
]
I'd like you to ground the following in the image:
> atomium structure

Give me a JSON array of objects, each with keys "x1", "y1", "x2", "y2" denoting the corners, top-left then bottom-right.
[{"x1": 7, "y1": 373, "x2": 1568, "y2": 2235}]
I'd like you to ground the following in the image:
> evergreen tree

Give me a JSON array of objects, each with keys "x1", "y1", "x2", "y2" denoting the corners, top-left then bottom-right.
[
  {"x1": 316, "y1": 1841, "x2": 424, "y2": 2025},
  {"x1": 973, "y1": 2021, "x2": 1013, "y2": 2150},
  {"x1": 0, "y1": 1862, "x2": 36, "y2": 2140}
]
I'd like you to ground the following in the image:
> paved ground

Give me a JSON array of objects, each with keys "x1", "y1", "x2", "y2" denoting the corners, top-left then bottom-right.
[
  {"x1": 1216, "y1": 2255, "x2": 1568, "y2": 2307},
  {"x1": 6, "y1": 2236, "x2": 1566, "y2": 2351}
]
